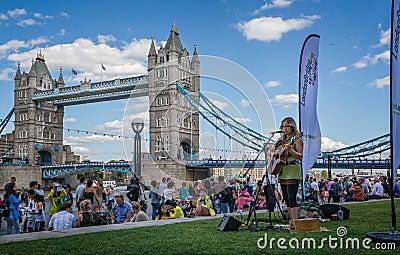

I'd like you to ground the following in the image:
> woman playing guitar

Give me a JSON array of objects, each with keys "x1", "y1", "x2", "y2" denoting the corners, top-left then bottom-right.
[{"x1": 272, "y1": 117, "x2": 303, "y2": 221}]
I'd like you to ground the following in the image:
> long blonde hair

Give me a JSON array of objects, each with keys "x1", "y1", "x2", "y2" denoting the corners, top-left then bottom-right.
[
  {"x1": 279, "y1": 117, "x2": 300, "y2": 141},
  {"x1": 80, "y1": 199, "x2": 92, "y2": 212}
]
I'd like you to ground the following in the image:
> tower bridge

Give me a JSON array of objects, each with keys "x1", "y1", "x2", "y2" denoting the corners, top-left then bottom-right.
[
  {"x1": 0, "y1": 23, "x2": 397, "y2": 186},
  {"x1": 2, "y1": 22, "x2": 201, "y2": 183}
]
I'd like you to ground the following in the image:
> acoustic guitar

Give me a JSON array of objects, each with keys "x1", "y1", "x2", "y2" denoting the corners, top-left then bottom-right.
[{"x1": 266, "y1": 133, "x2": 303, "y2": 175}]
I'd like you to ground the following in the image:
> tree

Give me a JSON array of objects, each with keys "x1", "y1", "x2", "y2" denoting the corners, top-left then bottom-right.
[{"x1": 77, "y1": 169, "x2": 104, "y2": 181}]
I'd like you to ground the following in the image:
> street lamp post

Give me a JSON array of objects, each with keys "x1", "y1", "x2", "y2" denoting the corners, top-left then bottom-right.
[{"x1": 131, "y1": 118, "x2": 144, "y2": 177}]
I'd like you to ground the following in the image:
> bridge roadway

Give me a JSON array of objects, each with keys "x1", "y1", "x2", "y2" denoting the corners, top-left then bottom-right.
[
  {"x1": 186, "y1": 159, "x2": 393, "y2": 170},
  {"x1": 41, "y1": 158, "x2": 395, "y2": 179},
  {"x1": 31, "y1": 75, "x2": 149, "y2": 106}
]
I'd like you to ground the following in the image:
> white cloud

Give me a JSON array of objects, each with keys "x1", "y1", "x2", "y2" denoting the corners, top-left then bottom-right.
[
  {"x1": 98, "y1": 34, "x2": 117, "y2": 44},
  {"x1": 0, "y1": 68, "x2": 14, "y2": 81},
  {"x1": 210, "y1": 99, "x2": 228, "y2": 110},
  {"x1": 64, "y1": 118, "x2": 77, "y2": 123},
  {"x1": 240, "y1": 99, "x2": 250, "y2": 107},
  {"x1": 7, "y1": 37, "x2": 151, "y2": 81},
  {"x1": 58, "y1": 29, "x2": 66, "y2": 36},
  {"x1": 321, "y1": 137, "x2": 348, "y2": 152},
  {"x1": 233, "y1": 117, "x2": 252, "y2": 123},
  {"x1": 28, "y1": 37, "x2": 49, "y2": 46},
  {"x1": 270, "y1": 93, "x2": 298, "y2": 108},
  {"x1": 70, "y1": 146, "x2": 90, "y2": 153},
  {"x1": 7, "y1": 8, "x2": 26, "y2": 18},
  {"x1": 65, "y1": 134, "x2": 121, "y2": 144},
  {"x1": 17, "y1": 19, "x2": 41, "y2": 27},
  {"x1": 265, "y1": 80, "x2": 281, "y2": 88},
  {"x1": 369, "y1": 75, "x2": 389, "y2": 89},
  {"x1": 95, "y1": 119, "x2": 123, "y2": 131},
  {"x1": 0, "y1": 13, "x2": 8, "y2": 20},
  {"x1": 60, "y1": 12, "x2": 69, "y2": 18},
  {"x1": 373, "y1": 50, "x2": 390, "y2": 64},
  {"x1": 375, "y1": 28, "x2": 390, "y2": 47},
  {"x1": 352, "y1": 58, "x2": 368, "y2": 69},
  {"x1": 237, "y1": 15, "x2": 320, "y2": 42},
  {"x1": 115, "y1": 97, "x2": 149, "y2": 112},
  {"x1": 352, "y1": 50, "x2": 389, "y2": 69},
  {"x1": 33, "y1": 13, "x2": 53, "y2": 19},
  {"x1": 253, "y1": 0, "x2": 293, "y2": 15},
  {"x1": 0, "y1": 39, "x2": 29, "y2": 59},
  {"x1": 331, "y1": 66, "x2": 347, "y2": 73}
]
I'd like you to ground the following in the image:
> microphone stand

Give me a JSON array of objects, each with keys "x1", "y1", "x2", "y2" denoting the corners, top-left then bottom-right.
[{"x1": 241, "y1": 132, "x2": 280, "y2": 231}]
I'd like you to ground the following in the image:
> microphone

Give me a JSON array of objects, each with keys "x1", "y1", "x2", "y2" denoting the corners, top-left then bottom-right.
[{"x1": 270, "y1": 130, "x2": 284, "y2": 134}]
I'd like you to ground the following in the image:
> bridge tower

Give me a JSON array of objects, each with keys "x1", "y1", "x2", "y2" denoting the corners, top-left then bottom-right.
[
  {"x1": 13, "y1": 51, "x2": 65, "y2": 166},
  {"x1": 148, "y1": 22, "x2": 200, "y2": 180}
]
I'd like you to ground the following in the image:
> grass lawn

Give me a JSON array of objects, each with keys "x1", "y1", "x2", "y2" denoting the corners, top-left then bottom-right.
[{"x1": 1, "y1": 200, "x2": 400, "y2": 254}]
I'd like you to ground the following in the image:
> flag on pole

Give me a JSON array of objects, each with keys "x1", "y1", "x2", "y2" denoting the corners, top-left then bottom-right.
[
  {"x1": 72, "y1": 68, "x2": 77, "y2": 75},
  {"x1": 298, "y1": 34, "x2": 321, "y2": 197},
  {"x1": 391, "y1": 0, "x2": 400, "y2": 199},
  {"x1": 101, "y1": 64, "x2": 106, "y2": 71}
]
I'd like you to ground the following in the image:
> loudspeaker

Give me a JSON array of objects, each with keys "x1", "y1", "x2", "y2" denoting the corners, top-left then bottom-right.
[
  {"x1": 320, "y1": 204, "x2": 350, "y2": 220},
  {"x1": 217, "y1": 215, "x2": 242, "y2": 231}
]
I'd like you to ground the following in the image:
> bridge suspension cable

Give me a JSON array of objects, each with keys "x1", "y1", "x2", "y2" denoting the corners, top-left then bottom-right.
[
  {"x1": 176, "y1": 83, "x2": 268, "y2": 151},
  {"x1": 326, "y1": 134, "x2": 390, "y2": 159},
  {"x1": 0, "y1": 108, "x2": 14, "y2": 134}
]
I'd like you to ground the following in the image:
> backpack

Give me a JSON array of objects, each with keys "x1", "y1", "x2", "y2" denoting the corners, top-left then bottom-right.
[
  {"x1": 332, "y1": 183, "x2": 343, "y2": 197},
  {"x1": 0, "y1": 196, "x2": 10, "y2": 217},
  {"x1": 219, "y1": 187, "x2": 232, "y2": 203}
]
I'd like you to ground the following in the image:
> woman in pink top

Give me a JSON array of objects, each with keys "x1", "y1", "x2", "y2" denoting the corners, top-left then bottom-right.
[{"x1": 235, "y1": 188, "x2": 254, "y2": 210}]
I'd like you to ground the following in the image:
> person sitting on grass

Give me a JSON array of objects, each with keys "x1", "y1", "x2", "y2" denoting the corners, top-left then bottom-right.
[
  {"x1": 235, "y1": 187, "x2": 254, "y2": 211},
  {"x1": 255, "y1": 192, "x2": 267, "y2": 210},
  {"x1": 395, "y1": 179, "x2": 400, "y2": 198},
  {"x1": 193, "y1": 188, "x2": 215, "y2": 216},
  {"x1": 112, "y1": 194, "x2": 132, "y2": 224},
  {"x1": 369, "y1": 177, "x2": 384, "y2": 199},
  {"x1": 165, "y1": 200, "x2": 184, "y2": 218},
  {"x1": 131, "y1": 201, "x2": 149, "y2": 222},
  {"x1": 76, "y1": 199, "x2": 95, "y2": 227},
  {"x1": 345, "y1": 181, "x2": 367, "y2": 202},
  {"x1": 48, "y1": 202, "x2": 75, "y2": 231},
  {"x1": 156, "y1": 203, "x2": 175, "y2": 220},
  {"x1": 185, "y1": 199, "x2": 197, "y2": 217}
]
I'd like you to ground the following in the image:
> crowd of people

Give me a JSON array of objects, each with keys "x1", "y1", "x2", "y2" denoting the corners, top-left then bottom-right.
[
  {"x1": 303, "y1": 174, "x2": 400, "y2": 204},
  {"x1": 0, "y1": 171, "x2": 399, "y2": 235}
]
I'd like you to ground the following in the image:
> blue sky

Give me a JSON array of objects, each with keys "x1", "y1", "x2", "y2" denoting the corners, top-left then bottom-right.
[{"x1": 0, "y1": 0, "x2": 392, "y2": 161}]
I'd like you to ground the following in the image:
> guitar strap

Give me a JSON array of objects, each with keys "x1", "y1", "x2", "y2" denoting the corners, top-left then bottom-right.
[
  {"x1": 280, "y1": 136, "x2": 294, "y2": 146},
  {"x1": 280, "y1": 135, "x2": 297, "y2": 156}
]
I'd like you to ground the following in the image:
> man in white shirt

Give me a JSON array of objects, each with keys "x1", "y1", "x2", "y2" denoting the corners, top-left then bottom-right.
[
  {"x1": 48, "y1": 202, "x2": 76, "y2": 231},
  {"x1": 310, "y1": 178, "x2": 320, "y2": 196},
  {"x1": 369, "y1": 177, "x2": 384, "y2": 199}
]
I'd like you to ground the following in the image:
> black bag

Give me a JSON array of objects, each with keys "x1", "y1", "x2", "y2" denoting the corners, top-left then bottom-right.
[
  {"x1": 0, "y1": 197, "x2": 9, "y2": 217},
  {"x1": 217, "y1": 215, "x2": 242, "y2": 231},
  {"x1": 320, "y1": 204, "x2": 350, "y2": 220}
]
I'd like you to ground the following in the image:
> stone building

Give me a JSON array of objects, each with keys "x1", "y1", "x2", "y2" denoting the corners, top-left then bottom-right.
[
  {"x1": 13, "y1": 51, "x2": 68, "y2": 166},
  {"x1": 147, "y1": 22, "x2": 201, "y2": 180}
]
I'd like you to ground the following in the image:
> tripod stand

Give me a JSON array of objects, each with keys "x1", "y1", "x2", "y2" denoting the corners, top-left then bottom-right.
[{"x1": 241, "y1": 133, "x2": 284, "y2": 231}]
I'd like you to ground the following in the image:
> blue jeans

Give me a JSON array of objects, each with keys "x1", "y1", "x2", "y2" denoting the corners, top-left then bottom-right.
[
  {"x1": 151, "y1": 203, "x2": 159, "y2": 220},
  {"x1": 6, "y1": 217, "x2": 20, "y2": 235},
  {"x1": 217, "y1": 202, "x2": 229, "y2": 214}
]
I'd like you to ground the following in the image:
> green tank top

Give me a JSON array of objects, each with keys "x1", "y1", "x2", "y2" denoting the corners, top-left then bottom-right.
[{"x1": 278, "y1": 135, "x2": 302, "y2": 180}]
